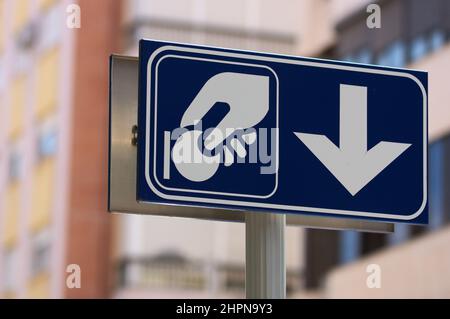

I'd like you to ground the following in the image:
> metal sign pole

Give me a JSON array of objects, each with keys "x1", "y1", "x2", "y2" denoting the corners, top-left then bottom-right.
[{"x1": 245, "y1": 212, "x2": 286, "y2": 299}]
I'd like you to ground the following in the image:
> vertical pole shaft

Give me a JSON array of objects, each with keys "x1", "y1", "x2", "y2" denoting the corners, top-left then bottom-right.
[{"x1": 245, "y1": 212, "x2": 286, "y2": 299}]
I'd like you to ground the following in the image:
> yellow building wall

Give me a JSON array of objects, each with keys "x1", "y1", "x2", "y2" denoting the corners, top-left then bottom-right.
[
  {"x1": 3, "y1": 183, "x2": 20, "y2": 248},
  {"x1": 2, "y1": 292, "x2": 17, "y2": 299},
  {"x1": 13, "y1": 0, "x2": 30, "y2": 34},
  {"x1": 30, "y1": 158, "x2": 55, "y2": 232},
  {"x1": 38, "y1": 0, "x2": 57, "y2": 11},
  {"x1": 36, "y1": 49, "x2": 60, "y2": 119},
  {"x1": 10, "y1": 77, "x2": 26, "y2": 139},
  {"x1": 27, "y1": 273, "x2": 50, "y2": 298}
]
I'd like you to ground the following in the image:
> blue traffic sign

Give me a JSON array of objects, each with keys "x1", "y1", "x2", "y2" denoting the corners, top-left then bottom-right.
[{"x1": 137, "y1": 39, "x2": 428, "y2": 224}]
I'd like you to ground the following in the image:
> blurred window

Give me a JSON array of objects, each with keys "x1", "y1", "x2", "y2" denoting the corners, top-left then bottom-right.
[
  {"x1": 16, "y1": 21, "x2": 38, "y2": 52},
  {"x1": 376, "y1": 41, "x2": 406, "y2": 68},
  {"x1": 429, "y1": 140, "x2": 445, "y2": 229},
  {"x1": 2, "y1": 248, "x2": 18, "y2": 293},
  {"x1": 4, "y1": 145, "x2": 22, "y2": 247},
  {"x1": 4, "y1": 182, "x2": 21, "y2": 247},
  {"x1": 342, "y1": 54, "x2": 354, "y2": 62},
  {"x1": 409, "y1": 29, "x2": 445, "y2": 62},
  {"x1": 339, "y1": 231, "x2": 361, "y2": 264},
  {"x1": 14, "y1": 42, "x2": 33, "y2": 75},
  {"x1": 410, "y1": 36, "x2": 428, "y2": 62},
  {"x1": 353, "y1": 49, "x2": 372, "y2": 64},
  {"x1": 388, "y1": 223, "x2": 410, "y2": 245},
  {"x1": 8, "y1": 147, "x2": 22, "y2": 182},
  {"x1": 13, "y1": 4, "x2": 37, "y2": 73},
  {"x1": 30, "y1": 229, "x2": 52, "y2": 277},
  {"x1": 430, "y1": 29, "x2": 446, "y2": 52},
  {"x1": 36, "y1": 48, "x2": 60, "y2": 119},
  {"x1": 37, "y1": 125, "x2": 58, "y2": 160}
]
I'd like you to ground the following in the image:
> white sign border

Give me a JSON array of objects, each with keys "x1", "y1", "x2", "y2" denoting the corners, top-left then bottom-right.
[{"x1": 144, "y1": 44, "x2": 427, "y2": 221}]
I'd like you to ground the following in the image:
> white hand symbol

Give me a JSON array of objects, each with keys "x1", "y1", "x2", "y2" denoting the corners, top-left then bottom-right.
[{"x1": 172, "y1": 72, "x2": 269, "y2": 182}]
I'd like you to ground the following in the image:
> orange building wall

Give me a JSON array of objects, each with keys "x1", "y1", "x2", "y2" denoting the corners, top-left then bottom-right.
[{"x1": 65, "y1": 0, "x2": 123, "y2": 298}]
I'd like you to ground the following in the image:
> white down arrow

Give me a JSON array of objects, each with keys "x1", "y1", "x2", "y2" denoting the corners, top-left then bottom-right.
[{"x1": 294, "y1": 84, "x2": 411, "y2": 196}]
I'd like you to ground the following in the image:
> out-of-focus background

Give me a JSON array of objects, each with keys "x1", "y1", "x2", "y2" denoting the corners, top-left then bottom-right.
[{"x1": 0, "y1": 0, "x2": 449, "y2": 299}]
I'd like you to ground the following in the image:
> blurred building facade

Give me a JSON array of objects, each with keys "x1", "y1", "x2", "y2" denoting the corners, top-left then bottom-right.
[
  {"x1": 110, "y1": 0, "x2": 379, "y2": 299},
  {"x1": 0, "y1": 0, "x2": 449, "y2": 299},
  {"x1": 114, "y1": 0, "x2": 310, "y2": 299},
  {"x1": 301, "y1": 0, "x2": 450, "y2": 298},
  {"x1": 114, "y1": 0, "x2": 450, "y2": 299},
  {"x1": 0, "y1": 0, "x2": 122, "y2": 298}
]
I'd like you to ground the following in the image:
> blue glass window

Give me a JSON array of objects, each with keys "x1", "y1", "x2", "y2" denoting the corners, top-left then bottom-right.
[
  {"x1": 37, "y1": 128, "x2": 58, "y2": 159},
  {"x1": 341, "y1": 49, "x2": 372, "y2": 64},
  {"x1": 342, "y1": 54, "x2": 354, "y2": 62},
  {"x1": 339, "y1": 231, "x2": 361, "y2": 264},
  {"x1": 8, "y1": 150, "x2": 21, "y2": 182},
  {"x1": 411, "y1": 36, "x2": 428, "y2": 62},
  {"x1": 376, "y1": 41, "x2": 406, "y2": 67},
  {"x1": 388, "y1": 223, "x2": 410, "y2": 245},
  {"x1": 429, "y1": 141, "x2": 445, "y2": 229},
  {"x1": 353, "y1": 49, "x2": 372, "y2": 64},
  {"x1": 430, "y1": 30, "x2": 446, "y2": 52}
]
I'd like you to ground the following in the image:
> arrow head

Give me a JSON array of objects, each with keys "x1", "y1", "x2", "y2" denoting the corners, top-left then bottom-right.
[{"x1": 294, "y1": 132, "x2": 411, "y2": 196}]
